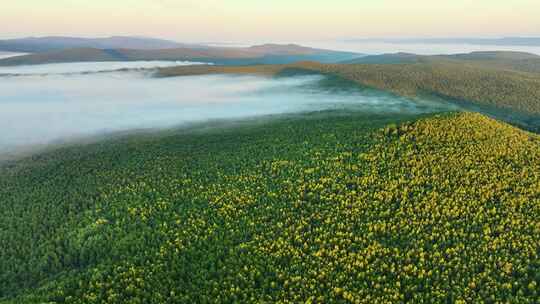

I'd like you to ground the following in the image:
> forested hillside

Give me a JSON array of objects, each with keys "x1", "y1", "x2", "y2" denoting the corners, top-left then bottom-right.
[
  {"x1": 344, "y1": 51, "x2": 540, "y2": 74},
  {"x1": 317, "y1": 62, "x2": 540, "y2": 116},
  {"x1": 158, "y1": 58, "x2": 540, "y2": 122},
  {"x1": 1, "y1": 111, "x2": 539, "y2": 303}
]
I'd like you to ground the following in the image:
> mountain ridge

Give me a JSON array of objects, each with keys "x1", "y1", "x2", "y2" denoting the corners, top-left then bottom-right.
[
  {"x1": 0, "y1": 44, "x2": 362, "y2": 66},
  {"x1": 0, "y1": 36, "x2": 197, "y2": 53}
]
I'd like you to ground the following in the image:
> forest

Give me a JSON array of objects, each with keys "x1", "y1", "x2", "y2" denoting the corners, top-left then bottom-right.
[
  {"x1": 1, "y1": 110, "x2": 539, "y2": 303},
  {"x1": 3, "y1": 1, "x2": 540, "y2": 303}
]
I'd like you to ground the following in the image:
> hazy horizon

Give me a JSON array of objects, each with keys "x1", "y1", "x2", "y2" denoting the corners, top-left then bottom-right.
[
  {"x1": 2, "y1": 39, "x2": 540, "y2": 56},
  {"x1": 2, "y1": 1, "x2": 539, "y2": 43}
]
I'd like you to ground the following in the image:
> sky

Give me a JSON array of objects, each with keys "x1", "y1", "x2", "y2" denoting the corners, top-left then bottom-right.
[{"x1": 2, "y1": 0, "x2": 540, "y2": 43}]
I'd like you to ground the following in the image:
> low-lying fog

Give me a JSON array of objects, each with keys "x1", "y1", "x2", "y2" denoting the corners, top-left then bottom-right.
[
  {"x1": 0, "y1": 61, "x2": 459, "y2": 159},
  {"x1": 0, "y1": 52, "x2": 27, "y2": 59},
  {"x1": 0, "y1": 60, "x2": 206, "y2": 75}
]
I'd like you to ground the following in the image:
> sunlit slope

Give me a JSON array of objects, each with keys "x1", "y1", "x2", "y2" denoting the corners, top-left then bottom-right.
[{"x1": 1, "y1": 112, "x2": 539, "y2": 303}]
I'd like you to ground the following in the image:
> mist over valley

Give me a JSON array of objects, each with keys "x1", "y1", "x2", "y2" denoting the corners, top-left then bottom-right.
[
  {"x1": 0, "y1": 61, "x2": 460, "y2": 160},
  {"x1": 2, "y1": 1, "x2": 540, "y2": 299}
]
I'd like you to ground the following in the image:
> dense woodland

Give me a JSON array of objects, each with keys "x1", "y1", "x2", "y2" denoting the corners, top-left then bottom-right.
[
  {"x1": 1, "y1": 111, "x2": 539, "y2": 303},
  {"x1": 1, "y1": 51, "x2": 540, "y2": 303},
  {"x1": 318, "y1": 62, "x2": 540, "y2": 116},
  {"x1": 346, "y1": 51, "x2": 540, "y2": 74}
]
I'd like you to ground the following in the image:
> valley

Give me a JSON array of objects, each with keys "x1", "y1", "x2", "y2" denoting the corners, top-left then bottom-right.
[{"x1": 0, "y1": 35, "x2": 539, "y2": 303}]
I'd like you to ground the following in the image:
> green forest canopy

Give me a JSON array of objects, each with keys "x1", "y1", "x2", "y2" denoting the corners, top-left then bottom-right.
[{"x1": 1, "y1": 111, "x2": 539, "y2": 303}]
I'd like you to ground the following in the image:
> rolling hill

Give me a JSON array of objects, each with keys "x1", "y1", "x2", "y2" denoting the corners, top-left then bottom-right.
[
  {"x1": 343, "y1": 51, "x2": 540, "y2": 74},
  {"x1": 0, "y1": 44, "x2": 361, "y2": 66},
  {"x1": 0, "y1": 36, "x2": 195, "y2": 53},
  {"x1": 157, "y1": 55, "x2": 540, "y2": 132},
  {"x1": 341, "y1": 52, "x2": 425, "y2": 64},
  {"x1": 0, "y1": 110, "x2": 538, "y2": 303},
  {"x1": 315, "y1": 60, "x2": 540, "y2": 117},
  {"x1": 1, "y1": 37, "x2": 539, "y2": 304}
]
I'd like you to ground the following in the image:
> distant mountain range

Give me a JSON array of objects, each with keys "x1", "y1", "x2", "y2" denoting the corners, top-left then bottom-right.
[
  {"x1": 0, "y1": 36, "x2": 200, "y2": 53},
  {"x1": 346, "y1": 37, "x2": 540, "y2": 46},
  {"x1": 0, "y1": 40, "x2": 362, "y2": 66}
]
